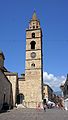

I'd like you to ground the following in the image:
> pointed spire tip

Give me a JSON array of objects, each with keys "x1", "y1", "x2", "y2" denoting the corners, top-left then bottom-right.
[{"x1": 32, "y1": 11, "x2": 37, "y2": 20}]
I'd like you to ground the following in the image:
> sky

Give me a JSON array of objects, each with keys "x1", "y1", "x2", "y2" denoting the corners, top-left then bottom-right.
[{"x1": 0, "y1": 0, "x2": 68, "y2": 91}]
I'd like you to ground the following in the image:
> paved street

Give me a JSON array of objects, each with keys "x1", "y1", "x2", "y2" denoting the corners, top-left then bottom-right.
[{"x1": 0, "y1": 108, "x2": 68, "y2": 120}]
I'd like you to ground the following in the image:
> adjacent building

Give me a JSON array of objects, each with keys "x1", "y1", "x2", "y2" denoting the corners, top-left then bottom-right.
[
  {"x1": 43, "y1": 84, "x2": 53, "y2": 102},
  {"x1": 60, "y1": 74, "x2": 68, "y2": 110},
  {"x1": 0, "y1": 51, "x2": 12, "y2": 110}
]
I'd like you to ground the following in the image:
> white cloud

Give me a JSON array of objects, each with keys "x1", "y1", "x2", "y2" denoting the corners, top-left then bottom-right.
[{"x1": 43, "y1": 71, "x2": 66, "y2": 91}]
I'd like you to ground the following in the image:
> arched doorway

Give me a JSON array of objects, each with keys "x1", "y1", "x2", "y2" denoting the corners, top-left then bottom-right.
[{"x1": 17, "y1": 93, "x2": 24, "y2": 104}]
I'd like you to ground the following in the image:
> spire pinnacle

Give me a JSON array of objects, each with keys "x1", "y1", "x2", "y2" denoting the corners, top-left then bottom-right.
[{"x1": 32, "y1": 11, "x2": 38, "y2": 20}]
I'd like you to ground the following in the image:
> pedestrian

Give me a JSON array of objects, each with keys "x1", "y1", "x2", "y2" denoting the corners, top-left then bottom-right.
[
  {"x1": 43, "y1": 104, "x2": 46, "y2": 112},
  {"x1": 15, "y1": 103, "x2": 17, "y2": 108},
  {"x1": 37, "y1": 103, "x2": 41, "y2": 109}
]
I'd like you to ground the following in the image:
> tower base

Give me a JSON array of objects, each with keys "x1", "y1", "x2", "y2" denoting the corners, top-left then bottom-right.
[{"x1": 23, "y1": 101, "x2": 43, "y2": 108}]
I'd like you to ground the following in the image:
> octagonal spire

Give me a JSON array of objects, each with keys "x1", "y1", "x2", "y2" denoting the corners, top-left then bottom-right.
[{"x1": 32, "y1": 11, "x2": 38, "y2": 20}]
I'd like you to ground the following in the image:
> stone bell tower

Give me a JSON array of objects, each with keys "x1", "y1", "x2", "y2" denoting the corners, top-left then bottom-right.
[{"x1": 25, "y1": 11, "x2": 43, "y2": 108}]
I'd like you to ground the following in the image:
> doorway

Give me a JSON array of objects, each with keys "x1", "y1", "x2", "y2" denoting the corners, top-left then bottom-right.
[{"x1": 17, "y1": 93, "x2": 24, "y2": 104}]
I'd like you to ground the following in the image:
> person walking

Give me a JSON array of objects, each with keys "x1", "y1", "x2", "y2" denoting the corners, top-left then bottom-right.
[{"x1": 43, "y1": 104, "x2": 46, "y2": 112}]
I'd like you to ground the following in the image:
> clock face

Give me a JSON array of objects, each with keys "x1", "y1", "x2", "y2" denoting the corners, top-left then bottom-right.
[{"x1": 31, "y1": 52, "x2": 36, "y2": 58}]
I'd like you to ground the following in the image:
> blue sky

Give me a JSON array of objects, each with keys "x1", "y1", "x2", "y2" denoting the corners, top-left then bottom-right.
[{"x1": 0, "y1": 0, "x2": 68, "y2": 91}]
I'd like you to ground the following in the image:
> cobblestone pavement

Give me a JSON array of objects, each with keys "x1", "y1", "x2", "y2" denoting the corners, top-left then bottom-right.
[{"x1": 0, "y1": 108, "x2": 68, "y2": 120}]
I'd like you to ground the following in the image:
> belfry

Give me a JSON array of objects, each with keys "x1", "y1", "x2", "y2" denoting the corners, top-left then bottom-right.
[{"x1": 25, "y1": 11, "x2": 43, "y2": 107}]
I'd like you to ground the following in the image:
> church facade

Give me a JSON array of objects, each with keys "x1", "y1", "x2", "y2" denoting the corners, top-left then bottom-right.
[{"x1": 0, "y1": 12, "x2": 43, "y2": 109}]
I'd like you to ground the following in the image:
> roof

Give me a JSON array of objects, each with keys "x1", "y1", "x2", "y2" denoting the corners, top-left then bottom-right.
[
  {"x1": 43, "y1": 83, "x2": 53, "y2": 92},
  {"x1": 0, "y1": 69, "x2": 12, "y2": 84},
  {"x1": 32, "y1": 11, "x2": 38, "y2": 20},
  {"x1": 4, "y1": 71, "x2": 18, "y2": 76}
]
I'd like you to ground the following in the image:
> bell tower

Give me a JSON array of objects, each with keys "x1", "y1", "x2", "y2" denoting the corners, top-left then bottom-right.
[{"x1": 25, "y1": 11, "x2": 43, "y2": 108}]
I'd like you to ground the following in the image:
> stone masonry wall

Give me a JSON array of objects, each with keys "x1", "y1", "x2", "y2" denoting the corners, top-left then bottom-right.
[
  {"x1": 5, "y1": 72, "x2": 18, "y2": 106},
  {"x1": 0, "y1": 70, "x2": 11, "y2": 110}
]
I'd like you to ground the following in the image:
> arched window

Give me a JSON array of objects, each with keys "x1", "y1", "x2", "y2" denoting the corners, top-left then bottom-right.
[
  {"x1": 32, "y1": 32, "x2": 35, "y2": 38},
  {"x1": 36, "y1": 26, "x2": 38, "y2": 28},
  {"x1": 33, "y1": 26, "x2": 35, "y2": 29},
  {"x1": 30, "y1": 41, "x2": 36, "y2": 49},
  {"x1": 31, "y1": 63, "x2": 35, "y2": 69}
]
